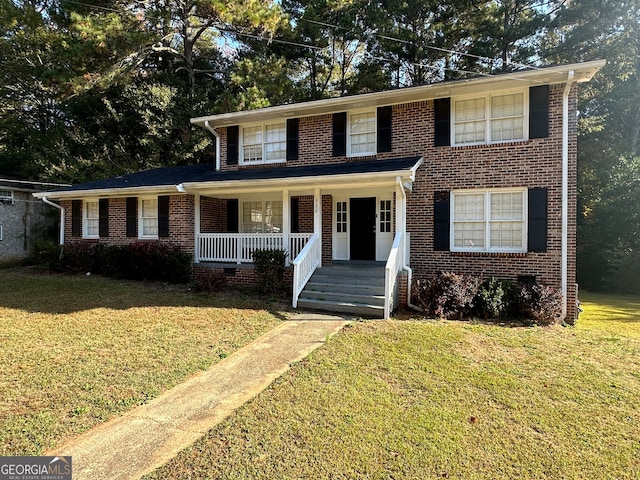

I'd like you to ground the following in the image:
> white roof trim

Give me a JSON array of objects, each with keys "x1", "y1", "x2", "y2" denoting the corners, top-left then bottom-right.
[{"x1": 191, "y1": 60, "x2": 605, "y2": 128}]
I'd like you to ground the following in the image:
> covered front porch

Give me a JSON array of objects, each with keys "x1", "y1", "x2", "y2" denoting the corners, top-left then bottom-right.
[{"x1": 181, "y1": 156, "x2": 422, "y2": 318}]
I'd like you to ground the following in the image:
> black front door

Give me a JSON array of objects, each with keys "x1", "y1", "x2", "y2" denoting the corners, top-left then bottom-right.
[{"x1": 350, "y1": 197, "x2": 376, "y2": 261}]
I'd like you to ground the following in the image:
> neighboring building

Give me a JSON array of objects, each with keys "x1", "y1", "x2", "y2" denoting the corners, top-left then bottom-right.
[
  {"x1": 0, "y1": 179, "x2": 67, "y2": 261},
  {"x1": 33, "y1": 60, "x2": 605, "y2": 321}
]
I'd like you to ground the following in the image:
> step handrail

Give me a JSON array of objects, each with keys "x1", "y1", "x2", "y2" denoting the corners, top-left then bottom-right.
[
  {"x1": 292, "y1": 232, "x2": 321, "y2": 308},
  {"x1": 384, "y1": 231, "x2": 404, "y2": 319}
]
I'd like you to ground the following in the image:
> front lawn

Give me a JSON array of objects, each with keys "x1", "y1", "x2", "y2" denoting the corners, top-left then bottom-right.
[
  {"x1": 145, "y1": 291, "x2": 640, "y2": 479},
  {"x1": 0, "y1": 267, "x2": 283, "y2": 455}
]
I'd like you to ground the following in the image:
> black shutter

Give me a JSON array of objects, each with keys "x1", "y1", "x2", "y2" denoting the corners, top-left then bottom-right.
[
  {"x1": 528, "y1": 188, "x2": 548, "y2": 252},
  {"x1": 291, "y1": 197, "x2": 300, "y2": 233},
  {"x1": 98, "y1": 198, "x2": 109, "y2": 238},
  {"x1": 434, "y1": 98, "x2": 451, "y2": 147},
  {"x1": 332, "y1": 112, "x2": 347, "y2": 156},
  {"x1": 71, "y1": 200, "x2": 81, "y2": 237},
  {"x1": 126, "y1": 197, "x2": 137, "y2": 237},
  {"x1": 529, "y1": 85, "x2": 550, "y2": 139},
  {"x1": 377, "y1": 106, "x2": 392, "y2": 153},
  {"x1": 286, "y1": 118, "x2": 299, "y2": 161},
  {"x1": 158, "y1": 195, "x2": 170, "y2": 238},
  {"x1": 434, "y1": 191, "x2": 450, "y2": 251},
  {"x1": 227, "y1": 125, "x2": 239, "y2": 165},
  {"x1": 226, "y1": 199, "x2": 239, "y2": 233}
]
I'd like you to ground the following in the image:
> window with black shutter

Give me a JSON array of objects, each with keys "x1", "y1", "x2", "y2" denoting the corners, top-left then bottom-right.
[
  {"x1": 377, "y1": 106, "x2": 392, "y2": 153},
  {"x1": 126, "y1": 197, "x2": 137, "y2": 237},
  {"x1": 227, "y1": 126, "x2": 239, "y2": 165},
  {"x1": 332, "y1": 112, "x2": 347, "y2": 156},
  {"x1": 226, "y1": 199, "x2": 239, "y2": 233},
  {"x1": 98, "y1": 198, "x2": 109, "y2": 238},
  {"x1": 158, "y1": 195, "x2": 170, "y2": 238},
  {"x1": 71, "y1": 200, "x2": 81, "y2": 237},
  {"x1": 529, "y1": 85, "x2": 550, "y2": 139},
  {"x1": 434, "y1": 98, "x2": 451, "y2": 147},
  {"x1": 291, "y1": 198, "x2": 300, "y2": 233},
  {"x1": 286, "y1": 118, "x2": 299, "y2": 161},
  {"x1": 433, "y1": 191, "x2": 450, "y2": 250},
  {"x1": 528, "y1": 188, "x2": 548, "y2": 252}
]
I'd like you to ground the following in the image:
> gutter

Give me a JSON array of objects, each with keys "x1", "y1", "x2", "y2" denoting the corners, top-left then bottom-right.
[
  {"x1": 41, "y1": 196, "x2": 65, "y2": 245},
  {"x1": 560, "y1": 70, "x2": 575, "y2": 323},
  {"x1": 204, "y1": 121, "x2": 221, "y2": 172}
]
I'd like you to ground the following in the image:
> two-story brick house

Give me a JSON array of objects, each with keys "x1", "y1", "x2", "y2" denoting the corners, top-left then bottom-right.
[{"x1": 34, "y1": 60, "x2": 605, "y2": 321}]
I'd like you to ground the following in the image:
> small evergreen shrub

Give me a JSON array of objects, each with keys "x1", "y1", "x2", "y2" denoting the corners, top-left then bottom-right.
[
  {"x1": 475, "y1": 277, "x2": 515, "y2": 320},
  {"x1": 252, "y1": 249, "x2": 288, "y2": 295},
  {"x1": 62, "y1": 241, "x2": 100, "y2": 274},
  {"x1": 27, "y1": 240, "x2": 63, "y2": 271}
]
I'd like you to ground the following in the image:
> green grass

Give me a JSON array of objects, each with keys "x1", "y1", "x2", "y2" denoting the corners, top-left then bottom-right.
[
  {"x1": 0, "y1": 267, "x2": 284, "y2": 455},
  {"x1": 145, "y1": 291, "x2": 640, "y2": 480}
]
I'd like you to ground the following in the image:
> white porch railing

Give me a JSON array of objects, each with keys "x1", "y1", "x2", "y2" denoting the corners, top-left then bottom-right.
[
  {"x1": 384, "y1": 231, "x2": 405, "y2": 319},
  {"x1": 197, "y1": 233, "x2": 312, "y2": 263},
  {"x1": 292, "y1": 232, "x2": 321, "y2": 308}
]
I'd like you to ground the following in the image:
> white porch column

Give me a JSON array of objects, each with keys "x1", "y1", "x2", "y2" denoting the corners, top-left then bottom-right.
[
  {"x1": 396, "y1": 177, "x2": 408, "y2": 264},
  {"x1": 282, "y1": 188, "x2": 290, "y2": 266},
  {"x1": 314, "y1": 187, "x2": 322, "y2": 266},
  {"x1": 194, "y1": 193, "x2": 201, "y2": 263}
]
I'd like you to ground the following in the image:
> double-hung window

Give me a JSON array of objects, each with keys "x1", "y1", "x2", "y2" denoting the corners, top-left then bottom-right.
[
  {"x1": 348, "y1": 110, "x2": 376, "y2": 156},
  {"x1": 241, "y1": 200, "x2": 283, "y2": 233},
  {"x1": 241, "y1": 122, "x2": 286, "y2": 164},
  {"x1": 451, "y1": 189, "x2": 526, "y2": 252},
  {"x1": 84, "y1": 200, "x2": 99, "y2": 238},
  {"x1": 453, "y1": 91, "x2": 526, "y2": 146},
  {"x1": 0, "y1": 190, "x2": 13, "y2": 203},
  {"x1": 140, "y1": 198, "x2": 158, "y2": 238}
]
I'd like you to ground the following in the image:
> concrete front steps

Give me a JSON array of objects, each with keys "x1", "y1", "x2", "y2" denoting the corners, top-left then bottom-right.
[{"x1": 296, "y1": 262, "x2": 386, "y2": 318}]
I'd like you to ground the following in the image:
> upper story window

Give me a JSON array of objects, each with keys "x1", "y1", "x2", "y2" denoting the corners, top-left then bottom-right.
[
  {"x1": 453, "y1": 91, "x2": 526, "y2": 146},
  {"x1": 84, "y1": 200, "x2": 99, "y2": 238},
  {"x1": 348, "y1": 111, "x2": 376, "y2": 156},
  {"x1": 241, "y1": 122, "x2": 286, "y2": 165},
  {"x1": 451, "y1": 188, "x2": 526, "y2": 253},
  {"x1": 140, "y1": 198, "x2": 158, "y2": 238}
]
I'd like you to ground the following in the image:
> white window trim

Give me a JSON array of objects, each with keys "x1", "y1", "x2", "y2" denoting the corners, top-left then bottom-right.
[
  {"x1": 83, "y1": 199, "x2": 99, "y2": 239},
  {"x1": 450, "y1": 188, "x2": 527, "y2": 253},
  {"x1": 0, "y1": 224, "x2": 3, "y2": 241},
  {"x1": 0, "y1": 190, "x2": 14, "y2": 204},
  {"x1": 138, "y1": 197, "x2": 159, "y2": 239},
  {"x1": 347, "y1": 109, "x2": 377, "y2": 157},
  {"x1": 241, "y1": 199, "x2": 284, "y2": 233},
  {"x1": 239, "y1": 121, "x2": 287, "y2": 166},
  {"x1": 451, "y1": 89, "x2": 529, "y2": 147}
]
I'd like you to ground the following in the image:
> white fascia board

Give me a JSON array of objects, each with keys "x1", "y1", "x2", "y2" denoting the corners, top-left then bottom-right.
[
  {"x1": 32, "y1": 185, "x2": 180, "y2": 200},
  {"x1": 191, "y1": 60, "x2": 605, "y2": 129},
  {"x1": 181, "y1": 169, "x2": 418, "y2": 195}
]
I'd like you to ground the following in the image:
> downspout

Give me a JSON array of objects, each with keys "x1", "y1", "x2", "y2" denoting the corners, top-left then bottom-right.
[
  {"x1": 561, "y1": 70, "x2": 575, "y2": 323},
  {"x1": 204, "y1": 120, "x2": 221, "y2": 171},
  {"x1": 397, "y1": 178, "x2": 421, "y2": 312},
  {"x1": 41, "y1": 196, "x2": 64, "y2": 245}
]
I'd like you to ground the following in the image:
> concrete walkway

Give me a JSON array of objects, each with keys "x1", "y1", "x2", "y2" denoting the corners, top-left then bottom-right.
[{"x1": 46, "y1": 315, "x2": 350, "y2": 480}]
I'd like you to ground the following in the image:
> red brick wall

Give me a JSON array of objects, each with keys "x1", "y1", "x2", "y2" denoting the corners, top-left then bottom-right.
[
  {"x1": 62, "y1": 195, "x2": 195, "y2": 254},
  {"x1": 294, "y1": 195, "x2": 314, "y2": 233},
  {"x1": 193, "y1": 264, "x2": 293, "y2": 290},
  {"x1": 200, "y1": 196, "x2": 226, "y2": 233}
]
